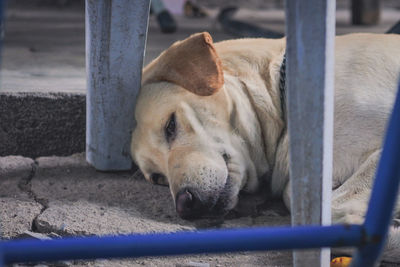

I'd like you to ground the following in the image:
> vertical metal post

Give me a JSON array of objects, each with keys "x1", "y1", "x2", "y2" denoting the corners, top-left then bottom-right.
[
  {"x1": 86, "y1": 0, "x2": 150, "y2": 171},
  {"x1": 285, "y1": 0, "x2": 336, "y2": 266},
  {"x1": 0, "y1": 0, "x2": 3, "y2": 72},
  {"x1": 0, "y1": 0, "x2": 4, "y2": 265}
]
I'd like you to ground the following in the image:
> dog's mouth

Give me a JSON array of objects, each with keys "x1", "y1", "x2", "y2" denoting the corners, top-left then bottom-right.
[
  {"x1": 178, "y1": 174, "x2": 234, "y2": 220},
  {"x1": 175, "y1": 152, "x2": 245, "y2": 220},
  {"x1": 201, "y1": 152, "x2": 236, "y2": 217},
  {"x1": 210, "y1": 174, "x2": 235, "y2": 215},
  {"x1": 178, "y1": 153, "x2": 237, "y2": 220}
]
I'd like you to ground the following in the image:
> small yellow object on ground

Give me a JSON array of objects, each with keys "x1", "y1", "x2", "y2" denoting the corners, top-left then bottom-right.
[{"x1": 331, "y1": 257, "x2": 352, "y2": 267}]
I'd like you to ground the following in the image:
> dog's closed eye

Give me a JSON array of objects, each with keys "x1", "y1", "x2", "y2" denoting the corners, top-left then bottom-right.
[
  {"x1": 150, "y1": 173, "x2": 169, "y2": 186},
  {"x1": 165, "y1": 113, "x2": 177, "y2": 144}
]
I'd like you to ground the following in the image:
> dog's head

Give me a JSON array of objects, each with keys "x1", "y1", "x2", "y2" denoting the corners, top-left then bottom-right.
[{"x1": 131, "y1": 32, "x2": 263, "y2": 219}]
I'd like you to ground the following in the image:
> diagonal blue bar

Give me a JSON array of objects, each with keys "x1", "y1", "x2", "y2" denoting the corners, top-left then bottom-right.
[
  {"x1": 351, "y1": 81, "x2": 400, "y2": 267},
  {"x1": 3, "y1": 225, "x2": 363, "y2": 264},
  {"x1": 0, "y1": 247, "x2": 3, "y2": 267}
]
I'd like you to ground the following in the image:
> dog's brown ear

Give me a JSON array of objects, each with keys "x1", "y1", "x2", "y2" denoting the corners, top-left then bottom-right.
[{"x1": 143, "y1": 32, "x2": 224, "y2": 96}]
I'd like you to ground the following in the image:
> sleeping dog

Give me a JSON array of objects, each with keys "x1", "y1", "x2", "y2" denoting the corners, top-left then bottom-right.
[{"x1": 130, "y1": 32, "x2": 400, "y2": 262}]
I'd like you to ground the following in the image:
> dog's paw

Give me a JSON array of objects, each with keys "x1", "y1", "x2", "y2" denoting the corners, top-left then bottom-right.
[
  {"x1": 382, "y1": 226, "x2": 400, "y2": 263},
  {"x1": 331, "y1": 212, "x2": 364, "y2": 225}
]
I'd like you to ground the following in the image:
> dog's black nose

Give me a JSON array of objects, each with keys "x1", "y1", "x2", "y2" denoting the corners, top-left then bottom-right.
[{"x1": 175, "y1": 188, "x2": 204, "y2": 219}]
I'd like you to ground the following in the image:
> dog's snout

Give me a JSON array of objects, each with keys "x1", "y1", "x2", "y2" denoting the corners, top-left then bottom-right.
[
  {"x1": 175, "y1": 188, "x2": 204, "y2": 219},
  {"x1": 176, "y1": 189, "x2": 193, "y2": 214}
]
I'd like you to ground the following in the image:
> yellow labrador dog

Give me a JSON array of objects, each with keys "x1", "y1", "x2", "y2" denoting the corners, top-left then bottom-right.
[{"x1": 131, "y1": 32, "x2": 400, "y2": 261}]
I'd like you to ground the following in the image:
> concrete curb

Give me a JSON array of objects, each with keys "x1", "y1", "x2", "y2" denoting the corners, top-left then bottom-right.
[{"x1": 0, "y1": 92, "x2": 85, "y2": 158}]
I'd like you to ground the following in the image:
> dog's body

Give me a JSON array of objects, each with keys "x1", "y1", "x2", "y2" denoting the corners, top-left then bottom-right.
[{"x1": 131, "y1": 32, "x2": 400, "y2": 262}]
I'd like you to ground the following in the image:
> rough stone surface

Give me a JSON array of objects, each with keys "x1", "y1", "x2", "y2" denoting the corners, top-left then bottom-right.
[
  {"x1": 0, "y1": 92, "x2": 86, "y2": 158},
  {"x1": 3, "y1": 153, "x2": 400, "y2": 266},
  {"x1": 25, "y1": 153, "x2": 293, "y2": 266},
  {"x1": 0, "y1": 155, "x2": 34, "y2": 198},
  {"x1": 0, "y1": 156, "x2": 43, "y2": 238},
  {"x1": 35, "y1": 200, "x2": 194, "y2": 236},
  {"x1": 77, "y1": 250, "x2": 292, "y2": 267},
  {"x1": 0, "y1": 197, "x2": 42, "y2": 239},
  {"x1": 32, "y1": 154, "x2": 184, "y2": 227}
]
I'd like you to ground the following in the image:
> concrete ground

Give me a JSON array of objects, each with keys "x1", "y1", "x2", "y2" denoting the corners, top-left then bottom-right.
[
  {"x1": 2, "y1": 2, "x2": 400, "y2": 267},
  {"x1": 2, "y1": 155, "x2": 399, "y2": 267},
  {"x1": 1, "y1": 153, "x2": 293, "y2": 266}
]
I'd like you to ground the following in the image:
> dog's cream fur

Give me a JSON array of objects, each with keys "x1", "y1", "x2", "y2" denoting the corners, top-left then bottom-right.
[{"x1": 131, "y1": 32, "x2": 400, "y2": 262}]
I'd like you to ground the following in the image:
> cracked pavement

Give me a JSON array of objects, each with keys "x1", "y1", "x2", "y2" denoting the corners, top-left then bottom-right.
[{"x1": 0, "y1": 153, "x2": 294, "y2": 267}]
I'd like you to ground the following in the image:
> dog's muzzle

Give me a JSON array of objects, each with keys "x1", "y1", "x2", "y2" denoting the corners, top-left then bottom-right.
[
  {"x1": 175, "y1": 175, "x2": 234, "y2": 220},
  {"x1": 175, "y1": 187, "x2": 210, "y2": 220}
]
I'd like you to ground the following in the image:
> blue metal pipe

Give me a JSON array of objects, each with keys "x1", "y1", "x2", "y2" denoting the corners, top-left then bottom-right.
[
  {"x1": 351, "y1": 82, "x2": 400, "y2": 267},
  {"x1": 0, "y1": 245, "x2": 3, "y2": 267},
  {"x1": 3, "y1": 225, "x2": 363, "y2": 264}
]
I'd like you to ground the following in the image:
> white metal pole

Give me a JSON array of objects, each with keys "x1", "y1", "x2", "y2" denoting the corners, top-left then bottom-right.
[
  {"x1": 86, "y1": 0, "x2": 150, "y2": 171},
  {"x1": 285, "y1": 0, "x2": 336, "y2": 266}
]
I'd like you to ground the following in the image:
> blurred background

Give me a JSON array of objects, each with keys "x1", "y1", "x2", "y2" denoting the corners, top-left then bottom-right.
[{"x1": 0, "y1": 0, "x2": 399, "y2": 93}]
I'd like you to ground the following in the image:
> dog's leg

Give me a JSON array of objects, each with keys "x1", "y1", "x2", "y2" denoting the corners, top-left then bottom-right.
[
  {"x1": 282, "y1": 150, "x2": 400, "y2": 262},
  {"x1": 331, "y1": 149, "x2": 400, "y2": 262},
  {"x1": 331, "y1": 150, "x2": 380, "y2": 225},
  {"x1": 330, "y1": 150, "x2": 376, "y2": 259}
]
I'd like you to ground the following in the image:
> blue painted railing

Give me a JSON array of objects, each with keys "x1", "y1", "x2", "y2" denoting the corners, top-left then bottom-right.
[
  {"x1": 1, "y1": 225, "x2": 363, "y2": 264},
  {"x1": 0, "y1": 81, "x2": 399, "y2": 267}
]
